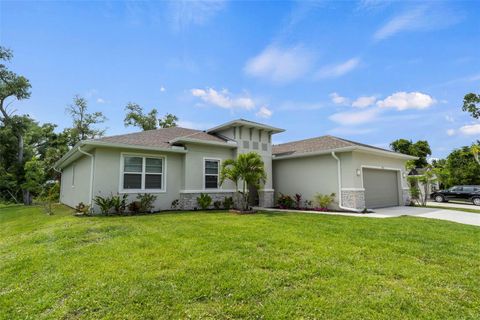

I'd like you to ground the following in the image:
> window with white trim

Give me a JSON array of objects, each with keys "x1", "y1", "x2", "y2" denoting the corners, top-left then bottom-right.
[
  {"x1": 122, "y1": 155, "x2": 164, "y2": 191},
  {"x1": 204, "y1": 159, "x2": 219, "y2": 189}
]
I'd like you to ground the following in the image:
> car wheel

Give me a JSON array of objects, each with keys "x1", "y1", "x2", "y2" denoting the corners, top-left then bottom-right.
[
  {"x1": 473, "y1": 198, "x2": 480, "y2": 206},
  {"x1": 435, "y1": 195, "x2": 445, "y2": 203}
]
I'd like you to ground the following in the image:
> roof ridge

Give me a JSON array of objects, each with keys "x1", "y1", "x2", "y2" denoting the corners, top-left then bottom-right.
[
  {"x1": 95, "y1": 126, "x2": 199, "y2": 141},
  {"x1": 273, "y1": 135, "x2": 332, "y2": 146}
]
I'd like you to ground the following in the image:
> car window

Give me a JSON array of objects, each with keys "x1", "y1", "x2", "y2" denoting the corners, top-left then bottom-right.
[
  {"x1": 451, "y1": 186, "x2": 463, "y2": 191},
  {"x1": 463, "y1": 187, "x2": 474, "y2": 192}
]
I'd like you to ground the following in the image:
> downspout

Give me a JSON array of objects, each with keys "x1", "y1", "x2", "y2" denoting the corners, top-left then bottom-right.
[
  {"x1": 331, "y1": 152, "x2": 363, "y2": 212},
  {"x1": 78, "y1": 146, "x2": 95, "y2": 206}
]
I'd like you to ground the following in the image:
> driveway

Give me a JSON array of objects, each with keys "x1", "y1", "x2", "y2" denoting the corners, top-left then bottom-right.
[
  {"x1": 258, "y1": 206, "x2": 480, "y2": 227},
  {"x1": 373, "y1": 206, "x2": 480, "y2": 227},
  {"x1": 426, "y1": 201, "x2": 479, "y2": 210}
]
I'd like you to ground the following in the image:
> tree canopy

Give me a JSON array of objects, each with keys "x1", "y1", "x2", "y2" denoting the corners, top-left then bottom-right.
[
  {"x1": 390, "y1": 139, "x2": 431, "y2": 168},
  {"x1": 124, "y1": 103, "x2": 178, "y2": 131},
  {"x1": 462, "y1": 93, "x2": 480, "y2": 119},
  {"x1": 66, "y1": 95, "x2": 106, "y2": 146}
]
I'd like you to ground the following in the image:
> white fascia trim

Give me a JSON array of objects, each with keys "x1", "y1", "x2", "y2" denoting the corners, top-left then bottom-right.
[
  {"x1": 341, "y1": 188, "x2": 365, "y2": 191},
  {"x1": 259, "y1": 188, "x2": 275, "y2": 192},
  {"x1": 180, "y1": 189, "x2": 237, "y2": 194},
  {"x1": 87, "y1": 141, "x2": 187, "y2": 153},
  {"x1": 170, "y1": 138, "x2": 237, "y2": 148},
  {"x1": 273, "y1": 147, "x2": 356, "y2": 160},
  {"x1": 207, "y1": 120, "x2": 284, "y2": 134},
  {"x1": 354, "y1": 147, "x2": 417, "y2": 160}
]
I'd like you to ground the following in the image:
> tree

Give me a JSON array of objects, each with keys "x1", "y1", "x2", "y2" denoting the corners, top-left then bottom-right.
[
  {"x1": 390, "y1": 139, "x2": 431, "y2": 168},
  {"x1": 462, "y1": 93, "x2": 480, "y2": 119},
  {"x1": 472, "y1": 143, "x2": 480, "y2": 165},
  {"x1": 124, "y1": 103, "x2": 179, "y2": 130},
  {"x1": 21, "y1": 157, "x2": 45, "y2": 204},
  {"x1": 0, "y1": 47, "x2": 32, "y2": 204},
  {"x1": 159, "y1": 113, "x2": 178, "y2": 128},
  {"x1": 220, "y1": 152, "x2": 267, "y2": 211},
  {"x1": 66, "y1": 95, "x2": 106, "y2": 146},
  {"x1": 124, "y1": 103, "x2": 158, "y2": 131},
  {"x1": 407, "y1": 168, "x2": 437, "y2": 207},
  {"x1": 444, "y1": 146, "x2": 480, "y2": 187}
]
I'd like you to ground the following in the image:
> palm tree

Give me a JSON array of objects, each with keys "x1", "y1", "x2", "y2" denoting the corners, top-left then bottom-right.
[{"x1": 220, "y1": 152, "x2": 267, "y2": 211}]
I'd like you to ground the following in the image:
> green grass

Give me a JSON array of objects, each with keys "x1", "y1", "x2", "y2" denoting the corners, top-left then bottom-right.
[
  {"x1": 1, "y1": 205, "x2": 479, "y2": 319},
  {"x1": 426, "y1": 204, "x2": 480, "y2": 214}
]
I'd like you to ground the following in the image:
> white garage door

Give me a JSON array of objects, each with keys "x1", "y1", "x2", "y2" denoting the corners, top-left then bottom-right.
[{"x1": 363, "y1": 168, "x2": 399, "y2": 209}]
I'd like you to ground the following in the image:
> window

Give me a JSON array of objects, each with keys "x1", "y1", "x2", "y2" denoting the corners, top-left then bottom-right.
[
  {"x1": 122, "y1": 155, "x2": 164, "y2": 191},
  {"x1": 262, "y1": 143, "x2": 268, "y2": 151},
  {"x1": 252, "y1": 141, "x2": 259, "y2": 150},
  {"x1": 204, "y1": 159, "x2": 219, "y2": 189},
  {"x1": 243, "y1": 140, "x2": 250, "y2": 149}
]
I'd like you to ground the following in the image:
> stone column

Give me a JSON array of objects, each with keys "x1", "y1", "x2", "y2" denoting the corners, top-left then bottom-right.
[
  {"x1": 340, "y1": 189, "x2": 365, "y2": 210},
  {"x1": 258, "y1": 190, "x2": 274, "y2": 208}
]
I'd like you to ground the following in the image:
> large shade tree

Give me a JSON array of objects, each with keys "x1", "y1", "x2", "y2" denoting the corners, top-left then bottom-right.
[
  {"x1": 220, "y1": 152, "x2": 266, "y2": 211},
  {"x1": 66, "y1": 95, "x2": 106, "y2": 146},
  {"x1": 461, "y1": 92, "x2": 480, "y2": 165},
  {"x1": 390, "y1": 139, "x2": 432, "y2": 168},
  {"x1": 124, "y1": 103, "x2": 178, "y2": 131}
]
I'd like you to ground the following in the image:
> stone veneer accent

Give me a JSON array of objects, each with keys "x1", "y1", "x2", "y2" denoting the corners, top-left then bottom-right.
[
  {"x1": 341, "y1": 190, "x2": 366, "y2": 210},
  {"x1": 179, "y1": 192, "x2": 236, "y2": 210},
  {"x1": 258, "y1": 190, "x2": 274, "y2": 208},
  {"x1": 402, "y1": 188, "x2": 411, "y2": 205}
]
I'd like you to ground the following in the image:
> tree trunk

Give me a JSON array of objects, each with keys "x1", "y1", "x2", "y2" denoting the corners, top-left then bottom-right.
[{"x1": 17, "y1": 134, "x2": 30, "y2": 205}]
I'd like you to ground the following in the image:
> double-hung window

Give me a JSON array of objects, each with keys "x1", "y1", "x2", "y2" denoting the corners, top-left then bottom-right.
[
  {"x1": 122, "y1": 155, "x2": 164, "y2": 192},
  {"x1": 204, "y1": 159, "x2": 220, "y2": 189}
]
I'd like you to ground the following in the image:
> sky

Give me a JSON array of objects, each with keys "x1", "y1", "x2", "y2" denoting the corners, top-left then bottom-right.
[{"x1": 1, "y1": 0, "x2": 479, "y2": 159}]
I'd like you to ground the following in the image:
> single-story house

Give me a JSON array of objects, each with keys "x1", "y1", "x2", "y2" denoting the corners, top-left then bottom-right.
[{"x1": 55, "y1": 119, "x2": 416, "y2": 212}]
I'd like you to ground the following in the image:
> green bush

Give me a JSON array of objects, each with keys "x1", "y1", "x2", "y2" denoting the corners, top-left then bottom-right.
[
  {"x1": 197, "y1": 193, "x2": 212, "y2": 210},
  {"x1": 171, "y1": 199, "x2": 180, "y2": 210},
  {"x1": 75, "y1": 202, "x2": 91, "y2": 215},
  {"x1": 314, "y1": 193, "x2": 336, "y2": 209},
  {"x1": 213, "y1": 201, "x2": 222, "y2": 209},
  {"x1": 223, "y1": 197, "x2": 234, "y2": 210},
  {"x1": 111, "y1": 194, "x2": 128, "y2": 215},
  {"x1": 277, "y1": 193, "x2": 295, "y2": 209},
  {"x1": 94, "y1": 195, "x2": 115, "y2": 215},
  {"x1": 137, "y1": 193, "x2": 157, "y2": 213},
  {"x1": 128, "y1": 201, "x2": 141, "y2": 214}
]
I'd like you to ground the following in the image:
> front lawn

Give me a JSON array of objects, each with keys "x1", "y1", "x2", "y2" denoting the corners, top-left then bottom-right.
[
  {"x1": 1, "y1": 205, "x2": 479, "y2": 319},
  {"x1": 426, "y1": 205, "x2": 480, "y2": 214}
]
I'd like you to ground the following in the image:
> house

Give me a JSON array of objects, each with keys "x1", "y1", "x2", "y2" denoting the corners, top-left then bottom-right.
[{"x1": 55, "y1": 119, "x2": 416, "y2": 212}]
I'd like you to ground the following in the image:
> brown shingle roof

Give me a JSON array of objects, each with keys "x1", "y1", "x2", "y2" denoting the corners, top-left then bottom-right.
[
  {"x1": 95, "y1": 127, "x2": 228, "y2": 149},
  {"x1": 272, "y1": 135, "x2": 398, "y2": 157}
]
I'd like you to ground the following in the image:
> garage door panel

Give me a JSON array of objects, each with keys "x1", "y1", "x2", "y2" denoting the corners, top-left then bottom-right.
[{"x1": 363, "y1": 169, "x2": 399, "y2": 208}]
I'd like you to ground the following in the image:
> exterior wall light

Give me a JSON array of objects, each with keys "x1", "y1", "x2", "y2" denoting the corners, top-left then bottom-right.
[{"x1": 356, "y1": 169, "x2": 361, "y2": 176}]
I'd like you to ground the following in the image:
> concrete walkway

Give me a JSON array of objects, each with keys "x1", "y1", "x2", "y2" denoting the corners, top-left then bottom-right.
[{"x1": 256, "y1": 206, "x2": 480, "y2": 227}]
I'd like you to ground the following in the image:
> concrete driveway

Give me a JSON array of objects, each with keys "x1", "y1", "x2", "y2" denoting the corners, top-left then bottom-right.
[
  {"x1": 373, "y1": 206, "x2": 480, "y2": 227},
  {"x1": 426, "y1": 201, "x2": 479, "y2": 210}
]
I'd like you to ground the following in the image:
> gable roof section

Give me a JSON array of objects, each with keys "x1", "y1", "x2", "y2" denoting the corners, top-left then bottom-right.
[
  {"x1": 272, "y1": 135, "x2": 416, "y2": 160},
  {"x1": 96, "y1": 127, "x2": 231, "y2": 149}
]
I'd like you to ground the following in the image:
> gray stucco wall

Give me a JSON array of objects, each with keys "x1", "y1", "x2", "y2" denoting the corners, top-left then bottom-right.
[
  {"x1": 92, "y1": 147, "x2": 185, "y2": 211},
  {"x1": 60, "y1": 154, "x2": 92, "y2": 208},
  {"x1": 272, "y1": 153, "x2": 341, "y2": 208}
]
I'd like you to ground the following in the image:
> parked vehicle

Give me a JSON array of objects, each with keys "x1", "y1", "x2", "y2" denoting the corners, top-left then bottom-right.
[{"x1": 430, "y1": 185, "x2": 480, "y2": 206}]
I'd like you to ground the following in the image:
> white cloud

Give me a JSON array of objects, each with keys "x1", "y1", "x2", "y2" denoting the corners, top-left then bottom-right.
[
  {"x1": 459, "y1": 124, "x2": 480, "y2": 136},
  {"x1": 352, "y1": 96, "x2": 377, "y2": 108},
  {"x1": 377, "y1": 92, "x2": 436, "y2": 110},
  {"x1": 244, "y1": 45, "x2": 314, "y2": 83},
  {"x1": 315, "y1": 58, "x2": 360, "y2": 79},
  {"x1": 329, "y1": 108, "x2": 380, "y2": 126},
  {"x1": 169, "y1": 0, "x2": 226, "y2": 31},
  {"x1": 446, "y1": 129, "x2": 456, "y2": 136},
  {"x1": 190, "y1": 88, "x2": 255, "y2": 110},
  {"x1": 256, "y1": 106, "x2": 273, "y2": 119},
  {"x1": 96, "y1": 98, "x2": 107, "y2": 104},
  {"x1": 445, "y1": 115, "x2": 455, "y2": 123},
  {"x1": 330, "y1": 92, "x2": 350, "y2": 105},
  {"x1": 177, "y1": 120, "x2": 214, "y2": 130},
  {"x1": 160, "y1": 86, "x2": 166, "y2": 92},
  {"x1": 374, "y1": 5, "x2": 463, "y2": 41}
]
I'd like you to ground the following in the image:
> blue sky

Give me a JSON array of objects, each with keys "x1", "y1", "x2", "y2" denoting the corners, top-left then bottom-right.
[{"x1": 1, "y1": 0, "x2": 479, "y2": 158}]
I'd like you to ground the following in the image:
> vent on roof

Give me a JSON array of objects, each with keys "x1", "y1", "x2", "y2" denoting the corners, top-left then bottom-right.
[{"x1": 243, "y1": 140, "x2": 250, "y2": 149}]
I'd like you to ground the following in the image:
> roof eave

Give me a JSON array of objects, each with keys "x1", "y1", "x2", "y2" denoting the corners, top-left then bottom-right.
[
  {"x1": 272, "y1": 146, "x2": 356, "y2": 160},
  {"x1": 170, "y1": 137, "x2": 238, "y2": 148},
  {"x1": 353, "y1": 146, "x2": 418, "y2": 160},
  {"x1": 207, "y1": 120, "x2": 285, "y2": 134}
]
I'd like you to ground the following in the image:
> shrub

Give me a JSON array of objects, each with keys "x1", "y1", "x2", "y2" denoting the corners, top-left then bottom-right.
[
  {"x1": 304, "y1": 200, "x2": 313, "y2": 209},
  {"x1": 294, "y1": 193, "x2": 302, "y2": 209},
  {"x1": 75, "y1": 202, "x2": 91, "y2": 215},
  {"x1": 137, "y1": 193, "x2": 157, "y2": 213},
  {"x1": 94, "y1": 195, "x2": 115, "y2": 215},
  {"x1": 314, "y1": 193, "x2": 336, "y2": 209},
  {"x1": 171, "y1": 199, "x2": 180, "y2": 210},
  {"x1": 277, "y1": 193, "x2": 294, "y2": 209},
  {"x1": 197, "y1": 193, "x2": 212, "y2": 210},
  {"x1": 213, "y1": 200, "x2": 222, "y2": 209},
  {"x1": 111, "y1": 194, "x2": 128, "y2": 215},
  {"x1": 223, "y1": 197, "x2": 234, "y2": 210},
  {"x1": 128, "y1": 201, "x2": 141, "y2": 214}
]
